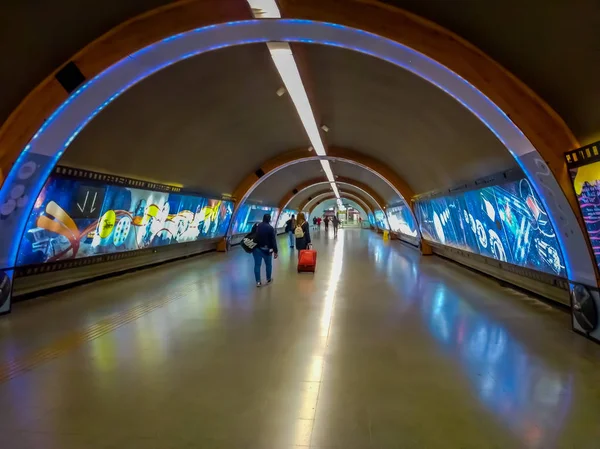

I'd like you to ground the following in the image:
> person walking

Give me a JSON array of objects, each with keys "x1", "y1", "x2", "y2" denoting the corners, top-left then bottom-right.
[
  {"x1": 285, "y1": 214, "x2": 296, "y2": 249},
  {"x1": 252, "y1": 214, "x2": 278, "y2": 287},
  {"x1": 294, "y1": 212, "x2": 312, "y2": 251},
  {"x1": 332, "y1": 215, "x2": 340, "y2": 237},
  {"x1": 324, "y1": 216, "x2": 329, "y2": 232}
]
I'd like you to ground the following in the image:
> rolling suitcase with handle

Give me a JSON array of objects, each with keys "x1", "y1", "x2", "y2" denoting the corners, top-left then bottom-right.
[{"x1": 298, "y1": 249, "x2": 317, "y2": 273}]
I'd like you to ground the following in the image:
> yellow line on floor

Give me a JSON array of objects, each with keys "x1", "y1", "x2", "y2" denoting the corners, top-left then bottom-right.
[{"x1": 0, "y1": 286, "x2": 196, "y2": 384}]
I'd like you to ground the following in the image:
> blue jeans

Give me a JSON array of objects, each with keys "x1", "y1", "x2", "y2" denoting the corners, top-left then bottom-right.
[
  {"x1": 288, "y1": 231, "x2": 295, "y2": 247},
  {"x1": 253, "y1": 249, "x2": 273, "y2": 283}
]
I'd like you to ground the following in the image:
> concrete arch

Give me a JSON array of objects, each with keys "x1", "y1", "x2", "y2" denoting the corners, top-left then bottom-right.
[
  {"x1": 278, "y1": 177, "x2": 386, "y2": 213},
  {"x1": 229, "y1": 147, "x2": 416, "y2": 239},
  {"x1": 232, "y1": 147, "x2": 414, "y2": 210},
  {"x1": 0, "y1": 2, "x2": 593, "y2": 290},
  {"x1": 275, "y1": 176, "x2": 387, "y2": 227},
  {"x1": 304, "y1": 192, "x2": 375, "y2": 218},
  {"x1": 311, "y1": 198, "x2": 369, "y2": 222},
  {"x1": 301, "y1": 189, "x2": 376, "y2": 215}
]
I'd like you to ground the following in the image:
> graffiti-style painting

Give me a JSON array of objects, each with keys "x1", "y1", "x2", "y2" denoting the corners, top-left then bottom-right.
[{"x1": 17, "y1": 176, "x2": 233, "y2": 266}]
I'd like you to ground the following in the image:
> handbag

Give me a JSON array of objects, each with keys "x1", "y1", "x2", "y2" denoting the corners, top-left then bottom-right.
[{"x1": 240, "y1": 230, "x2": 258, "y2": 253}]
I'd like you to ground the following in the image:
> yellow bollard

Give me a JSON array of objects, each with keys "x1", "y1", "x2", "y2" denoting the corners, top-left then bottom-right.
[{"x1": 383, "y1": 230, "x2": 389, "y2": 241}]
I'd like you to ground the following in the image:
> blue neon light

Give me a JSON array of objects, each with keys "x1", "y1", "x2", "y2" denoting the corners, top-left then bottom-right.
[{"x1": 0, "y1": 19, "x2": 575, "y2": 281}]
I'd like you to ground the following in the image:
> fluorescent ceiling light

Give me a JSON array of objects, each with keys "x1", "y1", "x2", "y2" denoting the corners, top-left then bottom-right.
[
  {"x1": 331, "y1": 183, "x2": 341, "y2": 199},
  {"x1": 246, "y1": 0, "x2": 281, "y2": 18},
  {"x1": 320, "y1": 160, "x2": 335, "y2": 183},
  {"x1": 267, "y1": 42, "x2": 327, "y2": 156},
  {"x1": 247, "y1": 4, "x2": 337, "y2": 199}
]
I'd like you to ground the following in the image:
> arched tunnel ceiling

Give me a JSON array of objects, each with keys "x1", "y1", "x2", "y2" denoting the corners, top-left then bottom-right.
[
  {"x1": 380, "y1": 0, "x2": 600, "y2": 143},
  {"x1": 248, "y1": 160, "x2": 323, "y2": 206},
  {"x1": 289, "y1": 184, "x2": 376, "y2": 211},
  {"x1": 332, "y1": 162, "x2": 400, "y2": 205},
  {"x1": 60, "y1": 44, "x2": 309, "y2": 198},
  {"x1": 248, "y1": 160, "x2": 399, "y2": 207},
  {"x1": 57, "y1": 38, "x2": 513, "y2": 200},
  {"x1": 2, "y1": 0, "x2": 599, "y2": 146},
  {"x1": 313, "y1": 198, "x2": 367, "y2": 217},
  {"x1": 304, "y1": 43, "x2": 514, "y2": 193},
  {"x1": 288, "y1": 185, "x2": 338, "y2": 210}
]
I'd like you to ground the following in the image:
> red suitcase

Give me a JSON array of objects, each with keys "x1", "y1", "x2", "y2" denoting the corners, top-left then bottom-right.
[{"x1": 298, "y1": 249, "x2": 317, "y2": 273}]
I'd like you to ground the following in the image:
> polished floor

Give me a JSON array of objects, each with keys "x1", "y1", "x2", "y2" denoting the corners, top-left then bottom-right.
[{"x1": 1, "y1": 229, "x2": 600, "y2": 448}]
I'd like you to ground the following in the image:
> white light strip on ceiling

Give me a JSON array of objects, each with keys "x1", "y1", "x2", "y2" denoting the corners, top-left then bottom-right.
[
  {"x1": 247, "y1": 1, "x2": 335, "y2": 196},
  {"x1": 246, "y1": 0, "x2": 281, "y2": 18},
  {"x1": 331, "y1": 183, "x2": 341, "y2": 199},
  {"x1": 267, "y1": 42, "x2": 327, "y2": 157},
  {"x1": 320, "y1": 160, "x2": 336, "y2": 183}
]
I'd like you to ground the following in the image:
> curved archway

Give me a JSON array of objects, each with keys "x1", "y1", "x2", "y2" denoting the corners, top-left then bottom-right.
[
  {"x1": 232, "y1": 147, "x2": 414, "y2": 210},
  {"x1": 275, "y1": 176, "x2": 387, "y2": 226},
  {"x1": 305, "y1": 192, "x2": 375, "y2": 218},
  {"x1": 279, "y1": 177, "x2": 386, "y2": 212},
  {"x1": 302, "y1": 189, "x2": 375, "y2": 213},
  {"x1": 228, "y1": 147, "x2": 417, "y2": 240},
  {"x1": 311, "y1": 198, "x2": 369, "y2": 224},
  {"x1": 0, "y1": 8, "x2": 593, "y2": 288}
]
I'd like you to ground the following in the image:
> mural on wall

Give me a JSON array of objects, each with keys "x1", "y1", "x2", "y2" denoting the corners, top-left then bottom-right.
[
  {"x1": 415, "y1": 177, "x2": 565, "y2": 277},
  {"x1": 17, "y1": 176, "x2": 233, "y2": 266},
  {"x1": 374, "y1": 210, "x2": 389, "y2": 230},
  {"x1": 232, "y1": 204, "x2": 279, "y2": 235},
  {"x1": 368, "y1": 213, "x2": 376, "y2": 227},
  {"x1": 569, "y1": 159, "x2": 600, "y2": 270},
  {"x1": 276, "y1": 209, "x2": 298, "y2": 229},
  {"x1": 386, "y1": 204, "x2": 418, "y2": 237}
]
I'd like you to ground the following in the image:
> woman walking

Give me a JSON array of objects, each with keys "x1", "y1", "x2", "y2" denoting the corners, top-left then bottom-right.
[{"x1": 294, "y1": 213, "x2": 312, "y2": 251}]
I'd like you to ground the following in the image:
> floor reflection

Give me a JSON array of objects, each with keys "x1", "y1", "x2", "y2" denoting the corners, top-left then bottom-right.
[{"x1": 388, "y1": 247, "x2": 573, "y2": 449}]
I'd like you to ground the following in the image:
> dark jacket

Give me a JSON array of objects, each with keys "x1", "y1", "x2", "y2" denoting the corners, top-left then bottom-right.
[
  {"x1": 295, "y1": 222, "x2": 311, "y2": 251},
  {"x1": 284, "y1": 219, "x2": 295, "y2": 233},
  {"x1": 255, "y1": 222, "x2": 278, "y2": 254}
]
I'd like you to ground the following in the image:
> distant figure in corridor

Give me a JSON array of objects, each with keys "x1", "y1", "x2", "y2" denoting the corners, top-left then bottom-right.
[
  {"x1": 324, "y1": 216, "x2": 329, "y2": 232},
  {"x1": 252, "y1": 214, "x2": 278, "y2": 287},
  {"x1": 284, "y1": 214, "x2": 296, "y2": 249},
  {"x1": 332, "y1": 215, "x2": 340, "y2": 237},
  {"x1": 295, "y1": 213, "x2": 312, "y2": 251}
]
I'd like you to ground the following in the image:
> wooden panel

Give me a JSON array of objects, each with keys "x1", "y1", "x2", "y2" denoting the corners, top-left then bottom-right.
[
  {"x1": 278, "y1": 176, "x2": 387, "y2": 211},
  {"x1": 0, "y1": 0, "x2": 252, "y2": 184}
]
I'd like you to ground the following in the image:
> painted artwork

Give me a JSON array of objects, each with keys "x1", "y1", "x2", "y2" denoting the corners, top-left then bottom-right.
[
  {"x1": 374, "y1": 210, "x2": 389, "y2": 230},
  {"x1": 386, "y1": 204, "x2": 418, "y2": 237},
  {"x1": 368, "y1": 213, "x2": 376, "y2": 228},
  {"x1": 415, "y1": 177, "x2": 565, "y2": 276},
  {"x1": 231, "y1": 204, "x2": 279, "y2": 235},
  {"x1": 17, "y1": 176, "x2": 233, "y2": 266},
  {"x1": 276, "y1": 209, "x2": 298, "y2": 230},
  {"x1": 569, "y1": 160, "x2": 600, "y2": 270}
]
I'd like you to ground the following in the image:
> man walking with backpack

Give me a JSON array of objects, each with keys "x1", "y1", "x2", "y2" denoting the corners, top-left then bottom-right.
[
  {"x1": 285, "y1": 214, "x2": 296, "y2": 249},
  {"x1": 252, "y1": 214, "x2": 278, "y2": 287}
]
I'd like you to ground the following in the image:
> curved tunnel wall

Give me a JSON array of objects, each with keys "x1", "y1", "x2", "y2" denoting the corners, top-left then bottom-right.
[
  {"x1": 0, "y1": 19, "x2": 594, "y2": 294},
  {"x1": 0, "y1": 8, "x2": 596, "y2": 311}
]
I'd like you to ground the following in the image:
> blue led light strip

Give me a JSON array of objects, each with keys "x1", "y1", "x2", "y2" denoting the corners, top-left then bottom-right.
[{"x1": 0, "y1": 18, "x2": 594, "y2": 288}]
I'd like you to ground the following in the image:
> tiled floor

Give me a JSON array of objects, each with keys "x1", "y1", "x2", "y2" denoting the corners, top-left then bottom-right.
[{"x1": 1, "y1": 228, "x2": 600, "y2": 448}]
